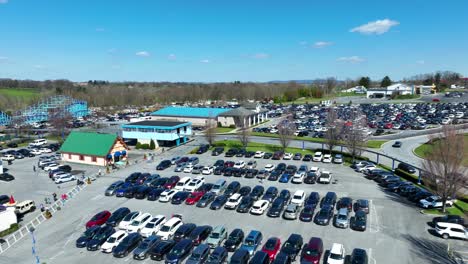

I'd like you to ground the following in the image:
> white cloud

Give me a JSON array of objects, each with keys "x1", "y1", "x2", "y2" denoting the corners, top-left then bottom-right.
[
  {"x1": 167, "y1": 54, "x2": 176, "y2": 60},
  {"x1": 313, "y1": 41, "x2": 333, "y2": 48},
  {"x1": 337, "y1": 56, "x2": 365, "y2": 63},
  {"x1": 135, "y1": 51, "x2": 151, "y2": 57},
  {"x1": 416, "y1": 60, "x2": 425, "y2": 65},
  {"x1": 350, "y1": 19, "x2": 399, "y2": 35},
  {"x1": 200, "y1": 59, "x2": 210, "y2": 63},
  {"x1": 0, "y1": 0, "x2": 8, "y2": 4},
  {"x1": 252, "y1": 53, "x2": 270, "y2": 59}
]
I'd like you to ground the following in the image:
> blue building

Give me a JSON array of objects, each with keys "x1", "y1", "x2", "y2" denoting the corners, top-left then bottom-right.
[{"x1": 121, "y1": 120, "x2": 192, "y2": 147}]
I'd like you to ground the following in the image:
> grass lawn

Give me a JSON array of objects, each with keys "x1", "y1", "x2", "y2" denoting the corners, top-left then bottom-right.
[
  {"x1": 422, "y1": 201, "x2": 467, "y2": 216},
  {"x1": 215, "y1": 127, "x2": 235, "y2": 133},
  {"x1": 251, "y1": 132, "x2": 386, "y2": 148},
  {"x1": 0, "y1": 88, "x2": 39, "y2": 99},
  {"x1": 414, "y1": 134, "x2": 468, "y2": 166},
  {"x1": 212, "y1": 140, "x2": 316, "y2": 156}
]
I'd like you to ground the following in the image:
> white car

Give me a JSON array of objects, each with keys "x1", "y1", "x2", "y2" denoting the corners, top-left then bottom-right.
[
  {"x1": 184, "y1": 176, "x2": 205, "y2": 192},
  {"x1": 313, "y1": 152, "x2": 323, "y2": 162},
  {"x1": 202, "y1": 166, "x2": 214, "y2": 175},
  {"x1": 30, "y1": 149, "x2": 43, "y2": 155},
  {"x1": 40, "y1": 148, "x2": 52, "y2": 153},
  {"x1": 44, "y1": 163, "x2": 60, "y2": 171},
  {"x1": 327, "y1": 243, "x2": 346, "y2": 264},
  {"x1": 291, "y1": 190, "x2": 306, "y2": 206},
  {"x1": 322, "y1": 154, "x2": 332, "y2": 163},
  {"x1": 419, "y1": 196, "x2": 454, "y2": 209},
  {"x1": 52, "y1": 172, "x2": 69, "y2": 180},
  {"x1": 101, "y1": 230, "x2": 128, "y2": 253},
  {"x1": 254, "y1": 151, "x2": 265, "y2": 158},
  {"x1": 292, "y1": 171, "x2": 306, "y2": 184},
  {"x1": 1, "y1": 154, "x2": 15, "y2": 161},
  {"x1": 224, "y1": 193, "x2": 242, "y2": 210},
  {"x1": 157, "y1": 217, "x2": 183, "y2": 240},
  {"x1": 435, "y1": 222, "x2": 467, "y2": 240},
  {"x1": 356, "y1": 164, "x2": 377, "y2": 173},
  {"x1": 309, "y1": 167, "x2": 321, "y2": 177},
  {"x1": 118, "y1": 211, "x2": 142, "y2": 230},
  {"x1": 126, "y1": 213, "x2": 153, "y2": 233},
  {"x1": 29, "y1": 139, "x2": 47, "y2": 147},
  {"x1": 264, "y1": 164, "x2": 275, "y2": 172},
  {"x1": 283, "y1": 153, "x2": 293, "y2": 160},
  {"x1": 54, "y1": 174, "x2": 76, "y2": 184},
  {"x1": 183, "y1": 164, "x2": 194, "y2": 173},
  {"x1": 233, "y1": 161, "x2": 246, "y2": 169},
  {"x1": 140, "y1": 215, "x2": 167, "y2": 237},
  {"x1": 318, "y1": 171, "x2": 332, "y2": 184},
  {"x1": 159, "y1": 190, "x2": 177, "y2": 202},
  {"x1": 250, "y1": 200, "x2": 270, "y2": 215}
]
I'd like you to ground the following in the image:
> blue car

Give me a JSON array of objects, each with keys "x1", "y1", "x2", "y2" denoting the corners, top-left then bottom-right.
[
  {"x1": 115, "y1": 182, "x2": 133, "y2": 197},
  {"x1": 239, "y1": 230, "x2": 263, "y2": 256},
  {"x1": 279, "y1": 173, "x2": 292, "y2": 183}
]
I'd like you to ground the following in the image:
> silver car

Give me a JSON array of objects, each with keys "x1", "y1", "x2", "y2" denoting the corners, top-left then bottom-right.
[
  {"x1": 174, "y1": 163, "x2": 186, "y2": 172},
  {"x1": 282, "y1": 204, "x2": 300, "y2": 220},
  {"x1": 334, "y1": 208, "x2": 349, "y2": 228}
]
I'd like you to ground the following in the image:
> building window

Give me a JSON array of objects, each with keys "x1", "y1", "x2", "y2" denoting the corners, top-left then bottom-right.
[
  {"x1": 92, "y1": 156, "x2": 97, "y2": 162},
  {"x1": 79, "y1": 155, "x2": 84, "y2": 161}
]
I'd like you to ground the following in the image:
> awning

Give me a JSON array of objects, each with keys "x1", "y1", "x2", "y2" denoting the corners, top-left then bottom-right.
[
  {"x1": 122, "y1": 150, "x2": 127, "y2": 156},
  {"x1": 114, "y1": 151, "x2": 121, "y2": 157}
]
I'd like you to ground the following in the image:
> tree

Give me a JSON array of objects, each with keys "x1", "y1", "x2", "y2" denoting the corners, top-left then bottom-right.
[
  {"x1": 358, "y1": 77, "x2": 371, "y2": 88},
  {"x1": 149, "y1": 139, "x2": 156, "y2": 150},
  {"x1": 48, "y1": 107, "x2": 72, "y2": 142},
  {"x1": 421, "y1": 125, "x2": 467, "y2": 213},
  {"x1": 237, "y1": 124, "x2": 251, "y2": 150},
  {"x1": 324, "y1": 77, "x2": 337, "y2": 96},
  {"x1": 204, "y1": 112, "x2": 217, "y2": 146},
  {"x1": 341, "y1": 109, "x2": 368, "y2": 161},
  {"x1": 324, "y1": 108, "x2": 343, "y2": 153},
  {"x1": 380, "y1": 76, "x2": 392, "y2": 87},
  {"x1": 277, "y1": 119, "x2": 295, "y2": 151}
]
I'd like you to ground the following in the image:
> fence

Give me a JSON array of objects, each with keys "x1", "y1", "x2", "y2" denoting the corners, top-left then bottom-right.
[{"x1": 0, "y1": 183, "x2": 87, "y2": 254}]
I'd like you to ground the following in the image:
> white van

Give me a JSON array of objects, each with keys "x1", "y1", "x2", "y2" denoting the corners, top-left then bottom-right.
[
  {"x1": 174, "y1": 176, "x2": 191, "y2": 191},
  {"x1": 291, "y1": 190, "x2": 306, "y2": 206},
  {"x1": 15, "y1": 200, "x2": 36, "y2": 214},
  {"x1": 211, "y1": 179, "x2": 227, "y2": 195},
  {"x1": 29, "y1": 139, "x2": 47, "y2": 147},
  {"x1": 435, "y1": 222, "x2": 467, "y2": 240},
  {"x1": 157, "y1": 217, "x2": 183, "y2": 240}
]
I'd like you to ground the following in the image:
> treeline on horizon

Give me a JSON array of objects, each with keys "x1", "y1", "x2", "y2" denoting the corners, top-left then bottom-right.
[{"x1": 0, "y1": 70, "x2": 463, "y2": 111}]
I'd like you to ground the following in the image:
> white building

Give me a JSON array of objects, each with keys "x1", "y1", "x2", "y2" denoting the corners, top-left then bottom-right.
[
  {"x1": 366, "y1": 83, "x2": 414, "y2": 99},
  {"x1": 342, "y1": 86, "x2": 367, "y2": 94}
]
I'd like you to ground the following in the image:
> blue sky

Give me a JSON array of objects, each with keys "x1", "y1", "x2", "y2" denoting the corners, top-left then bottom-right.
[{"x1": 0, "y1": 0, "x2": 467, "y2": 82}]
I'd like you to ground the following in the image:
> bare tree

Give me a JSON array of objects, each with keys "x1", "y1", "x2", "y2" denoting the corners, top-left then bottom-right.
[
  {"x1": 204, "y1": 115, "x2": 217, "y2": 146},
  {"x1": 324, "y1": 107, "x2": 343, "y2": 153},
  {"x1": 277, "y1": 120, "x2": 296, "y2": 151},
  {"x1": 422, "y1": 125, "x2": 467, "y2": 213},
  {"x1": 342, "y1": 108, "x2": 367, "y2": 161},
  {"x1": 48, "y1": 107, "x2": 73, "y2": 141},
  {"x1": 237, "y1": 123, "x2": 251, "y2": 150}
]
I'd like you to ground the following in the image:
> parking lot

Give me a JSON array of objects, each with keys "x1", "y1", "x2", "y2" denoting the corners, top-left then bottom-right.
[{"x1": 1, "y1": 143, "x2": 464, "y2": 264}]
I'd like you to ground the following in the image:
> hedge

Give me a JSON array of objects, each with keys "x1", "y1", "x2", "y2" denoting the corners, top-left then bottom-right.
[{"x1": 0, "y1": 223, "x2": 19, "y2": 237}]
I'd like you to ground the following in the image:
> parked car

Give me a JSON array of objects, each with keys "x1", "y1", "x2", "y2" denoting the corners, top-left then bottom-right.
[
  {"x1": 314, "y1": 206, "x2": 333, "y2": 225},
  {"x1": 279, "y1": 234, "x2": 303, "y2": 261},
  {"x1": 113, "y1": 232, "x2": 143, "y2": 258},
  {"x1": 349, "y1": 248, "x2": 368, "y2": 264},
  {"x1": 326, "y1": 243, "x2": 345, "y2": 264},
  {"x1": 140, "y1": 215, "x2": 167, "y2": 237},
  {"x1": 101, "y1": 230, "x2": 128, "y2": 253},
  {"x1": 186, "y1": 243, "x2": 210, "y2": 264},
  {"x1": 283, "y1": 203, "x2": 300, "y2": 220},
  {"x1": 206, "y1": 225, "x2": 228, "y2": 248},
  {"x1": 149, "y1": 240, "x2": 177, "y2": 261},
  {"x1": 224, "y1": 228, "x2": 244, "y2": 252},
  {"x1": 206, "y1": 246, "x2": 228, "y2": 264},
  {"x1": 86, "y1": 225, "x2": 116, "y2": 251},
  {"x1": 250, "y1": 200, "x2": 269, "y2": 215},
  {"x1": 156, "y1": 160, "x2": 172, "y2": 170},
  {"x1": 76, "y1": 226, "x2": 101, "y2": 248},
  {"x1": 432, "y1": 215, "x2": 465, "y2": 227},
  {"x1": 240, "y1": 230, "x2": 263, "y2": 256},
  {"x1": 301, "y1": 237, "x2": 323, "y2": 264},
  {"x1": 106, "y1": 207, "x2": 131, "y2": 227},
  {"x1": 133, "y1": 235, "x2": 160, "y2": 260},
  {"x1": 435, "y1": 222, "x2": 468, "y2": 240},
  {"x1": 118, "y1": 211, "x2": 142, "y2": 230},
  {"x1": 165, "y1": 239, "x2": 194, "y2": 263},
  {"x1": 86, "y1": 211, "x2": 111, "y2": 229}
]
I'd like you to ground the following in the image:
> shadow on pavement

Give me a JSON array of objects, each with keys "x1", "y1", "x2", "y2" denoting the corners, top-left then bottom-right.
[{"x1": 403, "y1": 233, "x2": 461, "y2": 264}]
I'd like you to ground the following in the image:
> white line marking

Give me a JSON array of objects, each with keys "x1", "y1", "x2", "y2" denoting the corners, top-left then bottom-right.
[
  {"x1": 49, "y1": 250, "x2": 65, "y2": 260},
  {"x1": 369, "y1": 248, "x2": 377, "y2": 264},
  {"x1": 369, "y1": 199, "x2": 380, "y2": 233}
]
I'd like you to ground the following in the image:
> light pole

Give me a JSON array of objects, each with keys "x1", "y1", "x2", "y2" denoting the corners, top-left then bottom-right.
[{"x1": 29, "y1": 227, "x2": 40, "y2": 264}]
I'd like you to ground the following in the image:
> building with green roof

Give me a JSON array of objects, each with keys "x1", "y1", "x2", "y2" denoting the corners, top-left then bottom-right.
[{"x1": 59, "y1": 131, "x2": 128, "y2": 166}]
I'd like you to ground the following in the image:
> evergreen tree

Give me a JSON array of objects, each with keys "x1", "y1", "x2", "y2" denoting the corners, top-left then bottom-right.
[{"x1": 380, "y1": 76, "x2": 392, "y2": 87}]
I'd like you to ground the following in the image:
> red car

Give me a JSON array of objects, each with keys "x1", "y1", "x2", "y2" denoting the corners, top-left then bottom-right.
[
  {"x1": 185, "y1": 192, "x2": 204, "y2": 205},
  {"x1": 163, "y1": 176, "x2": 180, "y2": 189},
  {"x1": 224, "y1": 161, "x2": 235, "y2": 167},
  {"x1": 432, "y1": 98, "x2": 440, "y2": 102},
  {"x1": 261, "y1": 237, "x2": 281, "y2": 261},
  {"x1": 384, "y1": 123, "x2": 393, "y2": 129},
  {"x1": 85, "y1": 210, "x2": 111, "y2": 229},
  {"x1": 300, "y1": 237, "x2": 323, "y2": 264}
]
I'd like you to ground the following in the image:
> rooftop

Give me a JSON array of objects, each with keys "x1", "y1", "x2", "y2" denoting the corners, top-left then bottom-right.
[
  {"x1": 219, "y1": 107, "x2": 255, "y2": 117},
  {"x1": 151, "y1": 106, "x2": 230, "y2": 118},
  {"x1": 59, "y1": 132, "x2": 119, "y2": 157},
  {"x1": 123, "y1": 120, "x2": 190, "y2": 128}
]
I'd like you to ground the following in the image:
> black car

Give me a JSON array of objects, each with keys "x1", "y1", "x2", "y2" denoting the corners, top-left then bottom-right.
[
  {"x1": 225, "y1": 149, "x2": 238, "y2": 157},
  {"x1": 151, "y1": 177, "x2": 169, "y2": 188},
  {"x1": 197, "y1": 144, "x2": 210, "y2": 154},
  {"x1": 147, "y1": 187, "x2": 166, "y2": 201},
  {"x1": 337, "y1": 197, "x2": 353, "y2": 212},
  {"x1": 213, "y1": 166, "x2": 224, "y2": 175},
  {"x1": 304, "y1": 192, "x2": 320, "y2": 208},
  {"x1": 106, "y1": 207, "x2": 131, "y2": 227},
  {"x1": 268, "y1": 170, "x2": 281, "y2": 181},
  {"x1": 0, "y1": 173, "x2": 15, "y2": 182},
  {"x1": 156, "y1": 160, "x2": 172, "y2": 170},
  {"x1": 397, "y1": 163, "x2": 416, "y2": 174},
  {"x1": 189, "y1": 225, "x2": 212, "y2": 245},
  {"x1": 271, "y1": 252, "x2": 292, "y2": 264},
  {"x1": 350, "y1": 248, "x2": 368, "y2": 264},
  {"x1": 212, "y1": 147, "x2": 225, "y2": 156},
  {"x1": 351, "y1": 210, "x2": 367, "y2": 231},
  {"x1": 235, "y1": 149, "x2": 246, "y2": 157},
  {"x1": 278, "y1": 189, "x2": 291, "y2": 202},
  {"x1": 267, "y1": 198, "x2": 286, "y2": 218},
  {"x1": 134, "y1": 186, "x2": 151, "y2": 199},
  {"x1": 280, "y1": 234, "x2": 303, "y2": 261},
  {"x1": 165, "y1": 239, "x2": 194, "y2": 263},
  {"x1": 432, "y1": 215, "x2": 465, "y2": 226},
  {"x1": 17, "y1": 149, "x2": 35, "y2": 157},
  {"x1": 263, "y1": 152, "x2": 273, "y2": 159},
  {"x1": 87, "y1": 225, "x2": 115, "y2": 251},
  {"x1": 173, "y1": 223, "x2": 197, "y2": 242},
  {"x1": 199, "y1": 183, "x2": 214, "y2": 193},
  {"x1": 6, "y1": 142, "x2": 18, "y2": 148},
  {"x1": 113, "y1": 232, "x2": 143, "y2": 258},
  {"x1": 299, "y1": 205, "x2": 315, "y2": 222},
  {"x1": 302, "y1": 154, "x2": 312, "y2": 161},
  {"x1": 124, "y1": 186, "x2": 139, "y2": 198},
  {"x1": 245, "y1": 169, "x2": 258, "y2": 179},
  {"x1": 250, "y1": 185, "x2": 264, "y2": 200},
  {"x1": 210, "y1": 195, "x2": 229, "y2": 210},
  {"x1": 76, "y1": 226, "x2": 101, "y2": 248},
  {"x1": 150, "y1": 240, "x2": 177, "y2": 261},
  {"x1": 320, "y1": 192, "x2": 337, "y2": 208},
  {"x1": 224, "y1": 181, "x2": 241, "y2": 196},
  {"x1": 223, "y1": 228, "x2": 244, "y2": 252},
  {"x1": 314, "y1": 205, "x2": 333, "y2": 225},
  {"x1": 197, "y1": 192, "x2": 216, "y2": 208},
  {"x1": 206, "y1": 246, "x2": 228, "y2": 264},
  {"x1": 249, "y1": 251, "x2": 269, "y2": 264},
  {"x1": 408, "y1": 190, "x2": 432, "y2": 203},
  {"x1": 223, "y1": 168, "x2": 234, "y2": 177},
  {"x1": 239, "y1": 186, "x2": 252, "y2": 196},
  {"x1": 304, "y1": 171, "x2": 318, "y2": 184},
  {"x1": 392, "y1": 141, "x2": 402, "y2": 148},
  {"x1": 125, "y1": 172, "x2": 142, "y2": 184},
  {"x1": 171, "y1": 191, "x2": 191, "y2": 205},
  {"x1": 230, "y1": 248, "x2": 251, "y2": 264},
  {"x1": 262, "y1": 186, "x2": 278, "y2": 202},
  {"x1": 213, "y1": 159, "x2": 225, "y2": 167},
  {"x1": 236, "y1": 196, "x2": 254, "y2": 213}
]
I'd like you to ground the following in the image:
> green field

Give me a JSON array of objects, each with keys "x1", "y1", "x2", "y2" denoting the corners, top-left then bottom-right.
[
  {"x1": 422, "y1": 201, "x2": 468, "y2": 216},
  {"x1": 251, "y1": 132, "x2": 386, "y2": 149},
  {"x1": 0, "y1": 88, "x2": 40, "y2": 99},
  {"x1": 414, "y1": 134, "x2": 468, "y2": 166},
  {"x1": 215, "y1": 127, "x2": 235, "y2": 133}
]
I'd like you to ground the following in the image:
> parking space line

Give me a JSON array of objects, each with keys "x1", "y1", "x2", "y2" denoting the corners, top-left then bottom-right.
[
  {"x1": 369, "y1": 199, "x2": 380, "y2": 233},
  {"x1": 369, "y1": 248, "x2": 377, "y2": 264}
]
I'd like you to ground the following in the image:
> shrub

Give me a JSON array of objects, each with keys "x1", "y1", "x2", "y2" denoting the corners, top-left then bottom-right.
[
  {"x1": 141, "y1": 144, "x2": 150, "y2": 150},
  {"x1": 135, "y1": 142, "x2": 141, "y2": 149},
  {"x1": 0, "y1": 223, "x2": 20, "y2": 237},
  {"x1": 229, "y1": 125, "x2": 236, "y2": 128},
  {"x1": 217, "y1": 122, "x2": 222, "y2": 128},
  {"x1": 149, "y1": 139, "x2": 156, "y2": 150}
]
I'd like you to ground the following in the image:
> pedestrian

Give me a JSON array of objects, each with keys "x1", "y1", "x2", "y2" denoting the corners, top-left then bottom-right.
[
  {"x1": 40, "y1": 203, "x2": 45, "y2": 212},
  {"x1": 98, "y1": 169, "x2": 101, "y2": 177},
  {"x1": 33, "y1": 165, "x2": 36, "y2": 172},
  {"x1": 52, "y1": 193, "x2": 57, "y2": 201}
]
